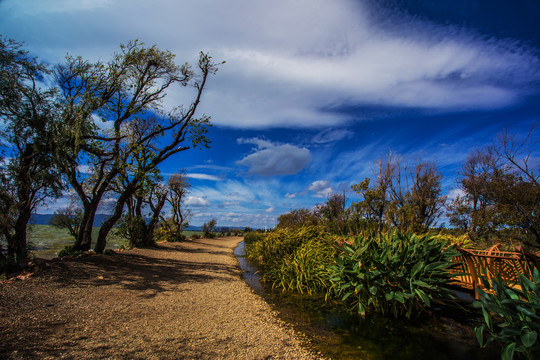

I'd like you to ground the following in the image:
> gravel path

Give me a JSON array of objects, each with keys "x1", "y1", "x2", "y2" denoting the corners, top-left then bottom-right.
[{"x1": 0, "y1": 237, "x2": 321, "y2": 359}]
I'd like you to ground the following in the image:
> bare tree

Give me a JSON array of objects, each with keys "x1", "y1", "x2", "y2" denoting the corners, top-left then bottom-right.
[{"x1": 387, "y1": 160, "x2": 446, "y2": 233}]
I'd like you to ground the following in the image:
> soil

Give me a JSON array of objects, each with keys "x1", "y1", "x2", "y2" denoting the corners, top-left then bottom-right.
[{"x1": 0, "y1": 237, "x2": 322, "y2": 359}]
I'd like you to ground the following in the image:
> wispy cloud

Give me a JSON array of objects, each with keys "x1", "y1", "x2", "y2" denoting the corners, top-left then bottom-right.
[
  {"x1": 3, "y1": 0, "x2": 538, "y2": 130},
  {"x1": 186, "y1": 173, "x2": 223, "y2": 181}
]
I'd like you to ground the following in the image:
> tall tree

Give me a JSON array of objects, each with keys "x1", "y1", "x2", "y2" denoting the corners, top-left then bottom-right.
[
  {"x1": 456, "y1": 127, "x2": 539, "y2": 246},
  {"x1": 55, "y1": 41, "x2": 220, "y2": 252},
  {"x1": 0, "y1": 37, "x2": 64, "y2": 266}
]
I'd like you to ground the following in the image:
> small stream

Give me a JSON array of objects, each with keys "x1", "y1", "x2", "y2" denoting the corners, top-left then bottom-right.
[{"x1": 234, "y1": 241, "x2": 499, "y2": 360}]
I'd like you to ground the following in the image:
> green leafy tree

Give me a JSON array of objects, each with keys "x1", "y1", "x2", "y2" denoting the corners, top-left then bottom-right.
[
  {"x1": 0, "y1": 37, "x2": 64, "y2": 267},
  {"x1": 55, "y1": 40, "x2": 221, "y2": 252},
  {"x1": 276, "y1": 208, "x2": 319, "y2": 229},
  {"x1": 446, "y1": 194, "x2": 471, "y2": 231}
]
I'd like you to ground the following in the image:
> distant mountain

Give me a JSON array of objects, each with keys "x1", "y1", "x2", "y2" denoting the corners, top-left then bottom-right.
[
  {"x1": 30, "y1": 215, "x2": 247, "y2": 231},
  {"x1": 30, "y1": 214, "x2": 109, "y2": 227}
]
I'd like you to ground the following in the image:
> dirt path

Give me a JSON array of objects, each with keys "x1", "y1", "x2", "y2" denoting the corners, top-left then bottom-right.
[{"x1": 0, "y1": 237, "x2": 321, "y2": 359}]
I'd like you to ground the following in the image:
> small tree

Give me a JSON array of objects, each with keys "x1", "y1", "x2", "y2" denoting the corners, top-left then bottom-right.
[
  {"x1": 49, "y1": 206, "x2": 83, "y2": 241},
  {"x1": 202, "y1": 218, "x2": 217, "y2": 238},
  {"x1": 159, "y1": 171, "x2": 191, "y2": 241},
  {"x1": 316, "y1": 192, "x2": 347, "y2": 235},
  {"x1": 351, "y1": 153, "x2": 396, "y2": 234},
  {"x1": 387, "y1": 161, "x2": 446, "y2": 233}
]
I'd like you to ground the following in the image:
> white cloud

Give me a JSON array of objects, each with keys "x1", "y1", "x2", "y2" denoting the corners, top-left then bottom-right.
[
  {"x1": 185, "y1": 196, "x2": 210, "y2": 207},
  {"x1": 308, "y1": 180, "x2": 334, "y2": 198},
  {"x1": 2, "y1": 0, "x2": 538, "y2": 130},
  {"x1": 312, "y1": 129, "x2": 354, "y2": 144},
  {"x1": 285, "y1": 193, "x2": 296, "y2": 199},
  {"x1": 186, "y1": 173, "x2": 223, "y2": 181},
  {"x1": 265, "y1": 206, "x2": 275, "y2": 213},
  {"x1": 447, "y1": 188, "x2": 466, "y2": 201},
  {"x1": 77, "y1": 165, "x2": 91, "y2": 174},
  {"x1": 236, "y1": 138, "x2": 311, "y2": 176}
]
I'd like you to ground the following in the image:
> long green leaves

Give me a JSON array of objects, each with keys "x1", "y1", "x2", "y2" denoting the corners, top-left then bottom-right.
[
  {"x1": 474, "y1": 269, "x2": 540, "y2": 360},
  {"x1": 244, "y1": 226, "x2": 337, "y2": 294},
  {"x1": 328, "y1": 232, "x2": 459, "y2": 319}
]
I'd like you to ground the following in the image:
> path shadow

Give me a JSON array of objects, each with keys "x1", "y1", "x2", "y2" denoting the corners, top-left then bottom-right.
[{"x1": 40, "y1": 243, "x2": 240, "y2": 298}]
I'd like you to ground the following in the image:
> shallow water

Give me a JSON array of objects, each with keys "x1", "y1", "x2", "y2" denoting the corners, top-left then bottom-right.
[{"x1": 234, "y1": 241, "x2": 499, "y2": 360}]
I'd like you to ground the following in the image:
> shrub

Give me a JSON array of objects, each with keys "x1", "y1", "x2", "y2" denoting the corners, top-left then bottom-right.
[
  {"x1": 58, "y1": 246, "x2": 83, "y2": 258},
  {"x1": 474, "y1": 269, "x2": 540, "y2": 360},
  {"x1": 267, "y1": 237, "x2": 336, "y2": 294},
  {"x1": 243, "y1": 231, "x2": 264, "y2": 244},
  {"x1": 191, "y1": 233, "x2": 201, "y2": 240},
  {"x1": 245, "y1": 226, "x2": 337, "y2": 294},
  {"x1": 167, "y1": 233, "x2": 186, "y2": 242},
  {"x1": 329, "y1": 232, "x2": 459, "y2": 318}
]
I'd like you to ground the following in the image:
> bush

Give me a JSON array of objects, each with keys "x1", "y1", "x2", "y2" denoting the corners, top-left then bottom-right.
[
  {"x1": 474, "y1": 269, "x2": 540, "y2": 360},
  {"x1": 243, "y1": 231, "x2": 264, "y2": 244},
  {"x1": 329, "y1": 232, "x2": 459, "y2": 318},
  {"x1": 166, "y1": 233, "x2": 187, "y2": 242},
  {"x1": 245, "y1": 226, "x2": 337, "y2": 294},
  {"x1": 191, "y1": 233, "x2": 201, "y2": 240},
  {"x1": 58, "y1": 246, "x2": 83, "y2": 258}
]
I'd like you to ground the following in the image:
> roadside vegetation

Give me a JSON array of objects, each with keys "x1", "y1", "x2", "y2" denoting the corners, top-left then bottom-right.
[{"x1": 245, "y1": 129, "x2": 539, "y2": 359}]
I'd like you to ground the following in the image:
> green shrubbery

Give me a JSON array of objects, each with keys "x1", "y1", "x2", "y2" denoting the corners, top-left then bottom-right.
[
  {"x1": 245, "y1": 226, "x2": 337, "y2": 294},
  {"x1": 474, "y1": 269, "x2": 540, "y2": 360},
  {"x1": 58, "y1": 246, "x2": 83, "y2": 258},
  {"x1": 245, "y1": 226, "x2": 460, "y2": 317},
  {"x1": 243, "y1": 231, "x2": 264, "y2": 244},
  {"x1": 329, "y1": 232, "x2": 459, "y2": 318}
]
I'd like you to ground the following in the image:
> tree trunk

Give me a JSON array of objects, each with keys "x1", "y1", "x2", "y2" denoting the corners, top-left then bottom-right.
[
  {"x1": 10, "y1": 207, "x2": 32, "y2": 266},
  {"x1": 74, "y1": 202, "x2": 98, "y2": 251},
  {"x1": 95, "y1": 183, "x2": 138, "y2": 253}
]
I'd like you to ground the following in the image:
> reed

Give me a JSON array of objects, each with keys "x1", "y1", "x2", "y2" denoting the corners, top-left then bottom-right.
[{"x1": 245, "y1": 226, "x2": 337, "y2": 294}]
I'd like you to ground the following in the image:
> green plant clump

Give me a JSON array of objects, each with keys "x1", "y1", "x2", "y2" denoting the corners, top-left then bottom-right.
[
  {"x1": 329, "y1": 232, "x2": 459, "y2": 319},
  {"x1": 243, "y1": 231, "x2": 264, "y2": 244},
  {"x1": 57, "y1": 246, "x2": 83, "y2": 258},
  {"x1": 474, "y1": 269, "x2": 540, "y2": 360},
  {"x1": 245, "y1": 226, "x2": 337, "y2": 294}
]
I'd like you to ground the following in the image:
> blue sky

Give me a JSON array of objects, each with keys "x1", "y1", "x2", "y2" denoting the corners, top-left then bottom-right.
[{"x1": 1, "y1": 0, "x2": 539, "y2": 228}]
